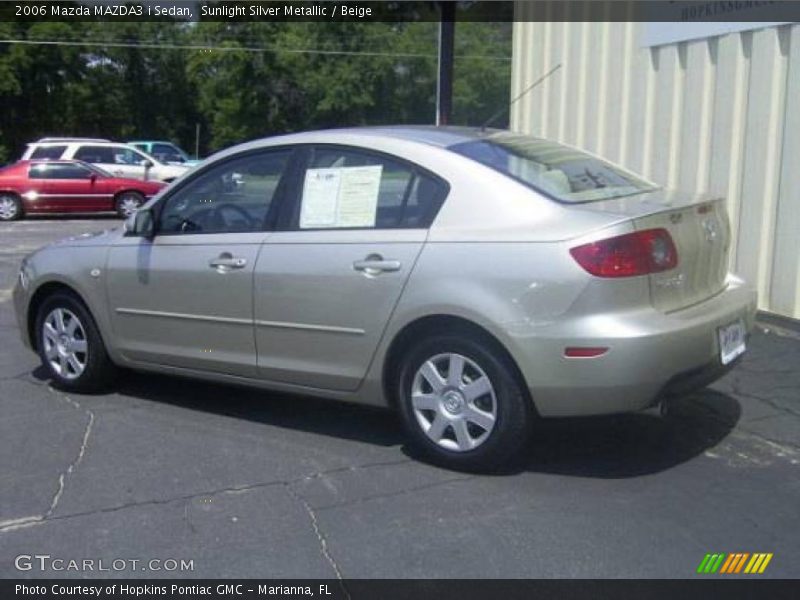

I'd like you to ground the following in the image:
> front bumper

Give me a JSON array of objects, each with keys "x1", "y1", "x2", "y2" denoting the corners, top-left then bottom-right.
[{"x1": 511, "y1": 275, "x2": 758, "y2": 417}]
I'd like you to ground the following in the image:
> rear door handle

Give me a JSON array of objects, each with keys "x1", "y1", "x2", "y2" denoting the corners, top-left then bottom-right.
[
  {"x1": 353, "y1": 257, "x2": 402, "y2": 274},
  {"x1": 209, "y1": 253, "x2": 247, "y2": 271}
]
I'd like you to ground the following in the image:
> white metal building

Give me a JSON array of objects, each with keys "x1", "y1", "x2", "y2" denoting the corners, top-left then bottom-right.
[{"x1": 510, "y1": 17, "x2": 800, "y2": 319}]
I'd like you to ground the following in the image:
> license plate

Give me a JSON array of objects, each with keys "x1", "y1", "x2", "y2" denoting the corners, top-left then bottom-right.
[{"x1": 718, "y1": 319, "x2": 746, "y2": 365}]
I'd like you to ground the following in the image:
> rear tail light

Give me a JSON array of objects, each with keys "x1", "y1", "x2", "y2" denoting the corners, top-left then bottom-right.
[{"x1": 569, "y1": 228, "x2": 678, "y2": 278}]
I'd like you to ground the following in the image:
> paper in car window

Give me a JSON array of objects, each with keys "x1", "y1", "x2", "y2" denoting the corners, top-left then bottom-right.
[{"x1": 300, "y1": 165, "x2": 382, "y2": 229}]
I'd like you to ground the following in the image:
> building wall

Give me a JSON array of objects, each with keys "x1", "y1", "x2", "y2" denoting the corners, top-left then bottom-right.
[{"x1": 510, "y1": 19, "x2": 800, "y2": 319}]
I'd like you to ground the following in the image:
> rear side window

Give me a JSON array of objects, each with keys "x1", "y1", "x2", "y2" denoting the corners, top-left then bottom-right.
[
  {"x1": 449, "y1": 133, "x2": 657, "y2": 203},
  {"x1": 29, "y1": 145, "x2": 67, "y2": 160},
  {"x1": 29, "y1": 163, "x2": 92, "y2": 179},
  {"x1": 295, "y1": 146, "x2": 446, "y2": 230},
  {"x1": 74, "y1": 145, "x2": 116, "y2": 164}
]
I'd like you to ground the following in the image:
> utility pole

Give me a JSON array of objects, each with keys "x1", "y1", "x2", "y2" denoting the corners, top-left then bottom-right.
[{"x1": 436, "y1": 1, "x2": 455, "y2": 126}]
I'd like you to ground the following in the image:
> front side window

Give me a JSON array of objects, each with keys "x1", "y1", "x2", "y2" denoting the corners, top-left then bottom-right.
[
  {"x1": 29, "y1": 163, "x2": 92, "y2": 180},
  {"x1": 30, "y1": 145, "x2": 67, "y2": 160},
  {"x1": 158, "y1": 150, "x2": 291, "y2": 235},
  {"x1": 296, "y1": 147, "x2": 446, "y2": 230},
  {"x1": 449, "y1": 133, "x2": 657, "y2": 203},
  {"x1": 74, "y1": 145, "x2": 116, "y2": 164},
  {"x1": 113, "y1": 147, "x2": 149, "y2": 165}
]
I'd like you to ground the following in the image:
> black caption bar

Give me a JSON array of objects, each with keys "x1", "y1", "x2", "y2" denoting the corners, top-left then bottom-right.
[
  {"x1": 5, "y1": 580, "x2": 800, "y2": 600},
  {"x1": 4, "y1": 1, "x2": 800, "y2": 23}
]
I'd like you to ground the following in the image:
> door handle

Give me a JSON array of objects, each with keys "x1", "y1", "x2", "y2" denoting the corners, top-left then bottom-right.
[
  {"x1": 353, "y1": 256, "x2": 402, "y2": 274},
  {"x1": 209, "y1": 254, "x2": 247, "y2": 271}
]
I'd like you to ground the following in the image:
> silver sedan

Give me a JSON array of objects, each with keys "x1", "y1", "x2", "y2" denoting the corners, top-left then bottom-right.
[{"x1": 13, "y1": 127, "x2": 757, "y2": 469}]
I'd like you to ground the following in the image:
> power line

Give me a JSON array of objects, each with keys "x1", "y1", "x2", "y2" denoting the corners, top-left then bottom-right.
[{"x1": 0, "y1": 38, "x2": 512, "y2": 61}]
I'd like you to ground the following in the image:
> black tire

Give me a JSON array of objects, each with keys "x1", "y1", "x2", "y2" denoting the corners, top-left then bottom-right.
[
  {"x1": 396, "y1": 332, "x2": 533, "y2": 471},
  {"x1": 0, "y1": 193, "x2": 23, "y2": 221},
  {"x1": 114, "y1": 191, "x2": 145, "y2": 218},
  {"x1": 35, "y1": 292, "x2": 118, "y2": 393}
]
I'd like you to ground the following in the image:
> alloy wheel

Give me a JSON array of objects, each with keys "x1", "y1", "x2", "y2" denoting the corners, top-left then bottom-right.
[
  {"x1": 42, "y1": 308, "x2": 88, "y2": 380},
  {"x1": 411, "y1": 352, "x2": 497, "y2": 452},
  {"x1": 0, "y1": 196, "x2": 19, "y2": 220},
  {"x1": 117, "y1": 194, "x2": 142, "y2": 217}
]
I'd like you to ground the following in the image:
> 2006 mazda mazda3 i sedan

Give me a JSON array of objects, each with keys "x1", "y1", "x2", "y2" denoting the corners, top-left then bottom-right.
[{"x1": 13, "y1": 127, "x2": 757, "y2": 469}]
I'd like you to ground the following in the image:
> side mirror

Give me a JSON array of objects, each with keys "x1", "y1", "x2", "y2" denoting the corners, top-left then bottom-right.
[
  {"x1": 140, "y1": 159, "x2": 154, "y2": 181},
  {"x1": 124, "y1": 208, "x2": 155, "y2": 239},
  {"x1": 89, "y1": 173, "x2": 97, "y2": 183}
]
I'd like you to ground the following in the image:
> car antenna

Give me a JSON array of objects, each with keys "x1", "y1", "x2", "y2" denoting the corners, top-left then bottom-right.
[{"x1": 481, "y1": 63, "x2": 562, "y2": 131}]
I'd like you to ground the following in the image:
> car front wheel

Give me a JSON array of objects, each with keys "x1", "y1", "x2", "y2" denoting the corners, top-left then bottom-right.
[
  {"x1": 35, "y1": 292, "x2": 117, "y2": 392},
  {"x1": 397, "y1": 332, "x2": 532, "y2": 471}
]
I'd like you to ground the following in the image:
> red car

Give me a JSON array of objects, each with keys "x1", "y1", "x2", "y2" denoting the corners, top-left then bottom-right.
[{"x1": 0, "y1": 160, "x2": 166, "y2": 221}]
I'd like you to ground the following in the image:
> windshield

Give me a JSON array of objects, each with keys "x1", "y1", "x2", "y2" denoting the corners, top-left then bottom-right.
[
  {"x1": 449, "y1": 133, "x2": 658, "y2": 203},
  {"x1": 151, "y1": 143, "x2": 189, "y2": 163},
  {"x1": 167, "y1": 144, "x2": 190, "y2": 160}
]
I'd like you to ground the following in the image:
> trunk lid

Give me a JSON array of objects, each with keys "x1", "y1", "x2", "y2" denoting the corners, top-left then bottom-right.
[{"x1": 581, "y1": 189, "x2": 731, "y2": 312}]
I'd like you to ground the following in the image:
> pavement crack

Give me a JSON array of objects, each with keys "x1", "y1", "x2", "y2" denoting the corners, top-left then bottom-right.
[
  {"x1": 313, "y1": 474, "x2": 476, "y2": 511},
  {"x1": 0, "y1": 369, "x2": 36, "y2": 382},
  {"x1": 729, "y1": 379, "x2": 800, "y2": 420},
  {"x1": 0, "y1": 457, "x2": 412, "y2": 536},
  {"x1": 284, "y1": 484, "x2": 349, "y2": 598},
  {"x1": 43, "y1": 386, "x2": 95, "y2": 519},
  {"x1": 0, "y1": 515, "x2": 44, "y2": 533},
  {"x1": 734, "y1": 428, "x2": 800, "y2": 453},
  {"x1": 22, "y1": 479, "x2": 289, "y2": 528}
]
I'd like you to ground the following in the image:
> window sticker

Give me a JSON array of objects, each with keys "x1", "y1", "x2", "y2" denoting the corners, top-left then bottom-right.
[{"x1": 300, "y1": 165, "x2": 383, "y2": 229}]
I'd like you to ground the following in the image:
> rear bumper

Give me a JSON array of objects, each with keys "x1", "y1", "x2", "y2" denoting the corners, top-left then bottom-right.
[
  {"x1": 512, "y1": 275, "x2": 757, "y2": 417},
  {"x1": 13, "y1": 272, "x2": 33, "y2": 350}
]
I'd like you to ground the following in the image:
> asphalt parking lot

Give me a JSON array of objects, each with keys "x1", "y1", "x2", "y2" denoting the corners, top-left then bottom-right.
[{"x1": 0, "y1": 218, "x2": 798, "y2": 579}]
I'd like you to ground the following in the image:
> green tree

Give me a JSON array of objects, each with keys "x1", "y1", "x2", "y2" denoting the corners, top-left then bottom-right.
[{"x1": 0, "y1": 19, "x2": 511, "y2": 161}]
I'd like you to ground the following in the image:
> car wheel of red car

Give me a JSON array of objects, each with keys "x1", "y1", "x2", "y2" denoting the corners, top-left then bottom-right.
[
  {"x1": 115, "y1": 192, "x2": 144, "y2": 218},
  {"x1": 0, "y1": 193, "x2": 22, "y2": 221}
]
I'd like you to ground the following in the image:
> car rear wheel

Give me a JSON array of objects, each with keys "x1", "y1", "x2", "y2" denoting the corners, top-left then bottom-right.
[
  {"x1": 115, "y1": 192, "x2": 144, "y2": 218},
  {"x1": 0, "y1": 194, "x2": 22, "y2": 221},
  {"x1": 35, "y1": 292, "x2": 117, "y2": 392},
  {"x1": 397, "y1": 332, "x2": 532, "y2": 471}
]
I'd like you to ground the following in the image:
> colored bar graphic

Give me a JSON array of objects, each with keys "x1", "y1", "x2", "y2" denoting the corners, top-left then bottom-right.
[
  {"x1": 710, "y1": 554, "x2": 725, "y2": 573},
  {"x1": 720, "y1": 553, "x2": 736, "y2": 573},
  {"x1": 703, "y1": 554, "x2": 719, "y2": 573},
  {"x1": 744, "y1": 554, "x2": 760, "y2": 574},
  {"x1": 725, "y1": 553, "x2": 741, "y2": 573},
  {"x1": 697, "y1": 554, "x2": 712, "y2": 574},
  {"x1": 758, "y1": 553, "x2": 773, "y2": 573},
  {"x1": 699, "y1": 552, "x2": 774, "y2": 575},
  {"x1": 734, "y1": 553, "x2": 749, "y2": 573}
]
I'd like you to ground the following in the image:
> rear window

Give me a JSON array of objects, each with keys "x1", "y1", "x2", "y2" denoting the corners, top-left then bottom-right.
[
  {"x1": 294, "y1": 146, "x2": 446, "y2": 230},
  {"x1": 30, "y1": 145, "x2": 67, "y2": 160},
  {"x1": 449, "y1": 133, "x2": 657, "y2": 203}
]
